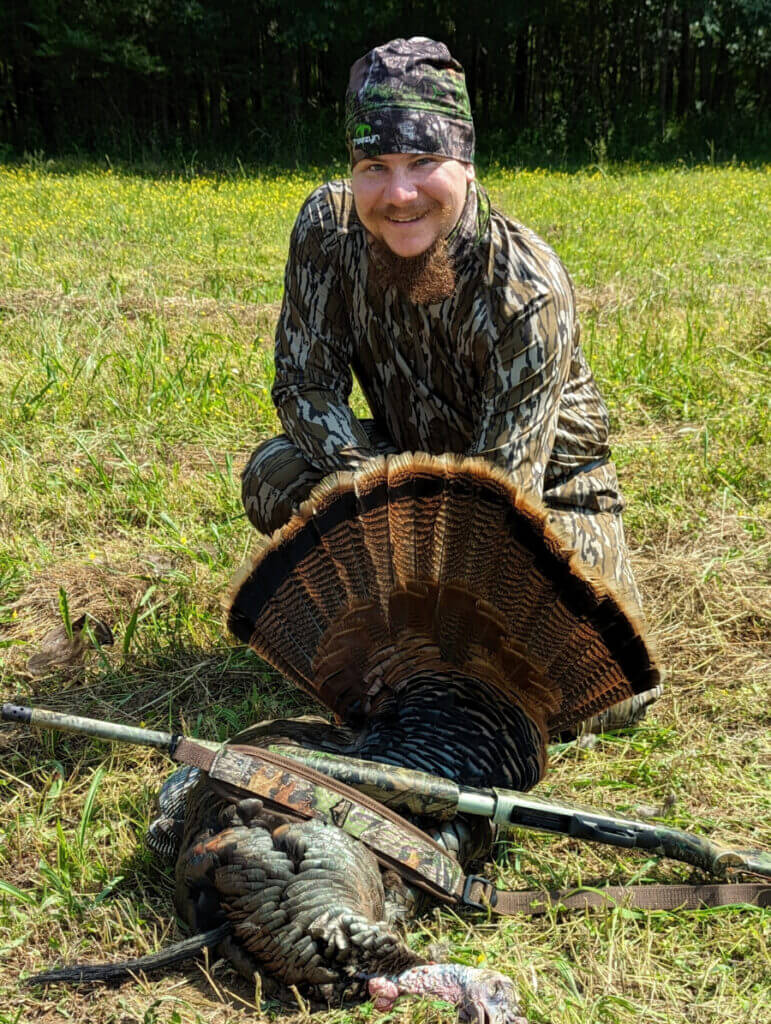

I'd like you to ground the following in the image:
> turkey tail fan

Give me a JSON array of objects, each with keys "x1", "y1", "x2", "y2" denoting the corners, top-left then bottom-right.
[{"x1": 228, "y1": 454, "x2": 660, "y2": 736}]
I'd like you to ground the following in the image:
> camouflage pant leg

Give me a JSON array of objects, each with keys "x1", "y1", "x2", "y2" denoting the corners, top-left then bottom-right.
[
  {"x1": 544, "y1": 461, "x2": 662, "y2": 735},
  {"x1": 544, "y1": 505, "x2": 643, "y2": 614},
  {"x1": 242, "y1": 437, "x2": 327, "y2": 534},
  {"x1": 242, "y1": 421, "x2": 397, "y2": 534}
]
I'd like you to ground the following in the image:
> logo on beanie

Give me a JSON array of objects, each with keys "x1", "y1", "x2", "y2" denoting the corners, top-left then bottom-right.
[{"x1": 353, "y1": 122, "x2": 381, "y2": 146}]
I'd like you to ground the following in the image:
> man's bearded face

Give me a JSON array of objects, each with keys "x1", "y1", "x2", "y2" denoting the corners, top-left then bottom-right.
[{"x1": 351, "y1": 152, "x2": 474, "y2": 303}]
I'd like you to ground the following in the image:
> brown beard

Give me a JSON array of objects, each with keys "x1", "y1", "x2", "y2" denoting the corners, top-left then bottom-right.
[{"x1": 368, "y1": 235, "x2": 456, "y2": 305}]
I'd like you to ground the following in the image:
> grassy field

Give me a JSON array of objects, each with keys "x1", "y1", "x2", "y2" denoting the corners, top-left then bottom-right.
[{"x1": 0, "y1": 160, "x2": 769, "y2": 1024}]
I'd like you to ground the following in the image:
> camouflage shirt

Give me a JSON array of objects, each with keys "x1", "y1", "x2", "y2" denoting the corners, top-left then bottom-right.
[{"x1": 272, "y1": 180, "x2": 612, "y2": 503}]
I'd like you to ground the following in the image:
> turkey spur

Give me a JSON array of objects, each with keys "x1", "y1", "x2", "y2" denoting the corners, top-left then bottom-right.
[{"x1": 30, "y1": 455, "x2": 658, "y2": 1023}]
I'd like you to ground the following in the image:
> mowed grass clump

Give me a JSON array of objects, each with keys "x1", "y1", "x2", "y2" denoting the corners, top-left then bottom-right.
[{"x1": 1, "y1": 162, "x2": 769, "y2": 1024}]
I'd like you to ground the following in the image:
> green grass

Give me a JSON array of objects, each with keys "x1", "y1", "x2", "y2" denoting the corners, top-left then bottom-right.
[{"x1": 0, "y1": 161, "x2": 769, "y2": 1024}]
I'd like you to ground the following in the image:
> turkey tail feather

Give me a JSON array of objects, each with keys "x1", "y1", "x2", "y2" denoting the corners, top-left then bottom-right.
[{"x1": 228, "y1": 454, "x2": 659, "y2": 736}]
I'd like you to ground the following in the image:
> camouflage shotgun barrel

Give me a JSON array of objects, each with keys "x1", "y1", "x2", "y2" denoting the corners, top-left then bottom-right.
[
  {"x1": 3, "y1": 703, "x2": 770, "y2": 880},
  {"x1": 1, "y1": 702, "x2": 218, "y2": 754},
  {"x1": 0, "y1": 703, "x2": 456, "y2": 817},
  {"x1": 266, "y1": 744, "x2": 460, "y2": 818}
]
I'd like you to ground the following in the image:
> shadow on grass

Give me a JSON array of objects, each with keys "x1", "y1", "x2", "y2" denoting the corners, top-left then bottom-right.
[{"x1": 6, "y1": 643, "x2": 314, "y2": 732}]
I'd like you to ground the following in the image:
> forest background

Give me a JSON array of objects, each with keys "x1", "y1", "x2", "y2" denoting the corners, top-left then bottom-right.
[{"x1": 2, "y1": 0, "x2": 770, "y2": 164}]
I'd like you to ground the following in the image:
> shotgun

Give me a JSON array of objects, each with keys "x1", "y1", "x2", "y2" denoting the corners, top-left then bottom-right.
[{"x1": 3, "y1": 702, "x2": 769, "y2": 880}]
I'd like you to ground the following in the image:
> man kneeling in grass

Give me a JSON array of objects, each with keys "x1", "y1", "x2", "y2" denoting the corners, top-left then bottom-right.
[{"x1": 242, "y1": 36, "x2": 660, "y2": 732}]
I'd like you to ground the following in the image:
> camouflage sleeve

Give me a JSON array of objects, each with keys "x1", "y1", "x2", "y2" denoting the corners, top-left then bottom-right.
[
  {"x1": 271, "y1": 189, "x2": 374, "y2": 473},
  {"x1": 468, "y1": 273, "x2": 575, "y2": 500}
]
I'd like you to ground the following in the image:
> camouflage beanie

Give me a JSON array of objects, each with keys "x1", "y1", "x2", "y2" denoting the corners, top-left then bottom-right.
[{"x1": 345, "y1": 37, "x2": 475, "y2": 165}]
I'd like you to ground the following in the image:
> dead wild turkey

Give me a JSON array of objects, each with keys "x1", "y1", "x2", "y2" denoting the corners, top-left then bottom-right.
[
  {"x1": 173, "y1": 454, "x2": 657, "y2": 1016},
  {"x1": 35, "y1": 454, "x2": 659, "y2": 1022}
]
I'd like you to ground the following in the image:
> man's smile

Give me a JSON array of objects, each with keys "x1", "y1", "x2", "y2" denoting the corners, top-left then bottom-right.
[{"x1": 383, "y1": 210, "x2": 429, "y2": 223}]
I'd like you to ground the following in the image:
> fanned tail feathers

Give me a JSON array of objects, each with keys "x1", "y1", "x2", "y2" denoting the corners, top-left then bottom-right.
[{"x1": 228, "y1": 454, "x2": 660, "y2": 736}]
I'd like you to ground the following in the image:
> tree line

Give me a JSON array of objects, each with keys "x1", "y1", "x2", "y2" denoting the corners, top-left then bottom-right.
[{"x1": 1, "y1": 1, "x2": 769, "y2": 162}]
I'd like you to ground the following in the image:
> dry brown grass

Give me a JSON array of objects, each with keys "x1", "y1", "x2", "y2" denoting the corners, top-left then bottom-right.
[
  {"x1": 637, "y1": 515, "x2": 770, "y2": 686},
  {"x1": 2, "y1": 551, "x2": 170, "y2": 678},
  {"x1": 0, "y1": 286, "x2": 282, "y2": 343},
  {"x1": 575, "y1": 284, "x2": 636, "y2": 323}
]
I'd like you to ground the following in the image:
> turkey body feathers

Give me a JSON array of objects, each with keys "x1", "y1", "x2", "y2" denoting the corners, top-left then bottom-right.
[
  {"x1": 168, "y1": 679, "x2": 533, "y2": 1007},
  {"x1": 176, "y1": 784, "x2": 423, "y2": 998},
  {"x1": 229, "y1": 454, "x2": 659, "y2": 739}
]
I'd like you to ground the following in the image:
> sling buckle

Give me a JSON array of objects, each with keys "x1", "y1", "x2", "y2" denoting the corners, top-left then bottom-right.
[{"x1": 462, "y1": 875, "x2": 498, "y2": 910}]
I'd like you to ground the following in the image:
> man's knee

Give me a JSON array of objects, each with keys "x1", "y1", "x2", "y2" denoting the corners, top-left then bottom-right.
[{"x1": 241, "y1": 435, "x2": 323, "y2": 534}]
